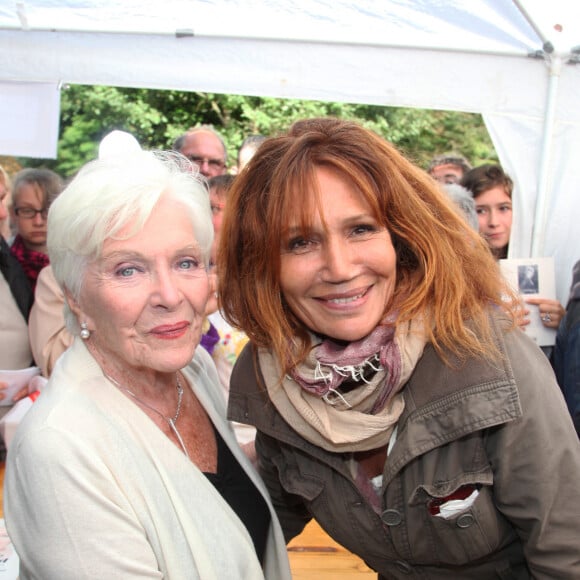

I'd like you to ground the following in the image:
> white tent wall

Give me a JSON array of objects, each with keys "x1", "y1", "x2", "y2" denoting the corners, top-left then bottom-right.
[
  {"x1": 0, "y1": 0, "x2": 578, "y2": 301},
  {"x1": 484, "y1": 54, "x2": 580, "y2": 304},
  {"x1": 0, "y1": 81, "x2": 60, "y2": 157}
]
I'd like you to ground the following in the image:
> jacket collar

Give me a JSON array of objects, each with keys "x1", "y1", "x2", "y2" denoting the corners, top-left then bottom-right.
[{"x1": 228, "y1": 319, "x2": 522, "y2": 478}]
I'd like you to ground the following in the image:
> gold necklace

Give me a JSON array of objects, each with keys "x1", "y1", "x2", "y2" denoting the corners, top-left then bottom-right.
[{"x1": 106, "y1": 372, "x2": 189, "y2": 458}]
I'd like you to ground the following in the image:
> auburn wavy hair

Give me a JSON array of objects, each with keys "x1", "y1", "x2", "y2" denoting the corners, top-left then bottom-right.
[{"x1": 218, "y1": 118, "x2": 515, "y2": 373}]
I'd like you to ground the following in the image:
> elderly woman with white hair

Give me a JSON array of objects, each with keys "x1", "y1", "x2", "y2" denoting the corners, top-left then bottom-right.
[{"x1": 4, "y1": 151, "x2": 291, "y2": 580}]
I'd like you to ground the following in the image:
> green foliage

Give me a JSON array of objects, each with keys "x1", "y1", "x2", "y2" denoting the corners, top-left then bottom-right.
[{"x1": 16, "y1": 85, "x2": 497, "y2": 178}]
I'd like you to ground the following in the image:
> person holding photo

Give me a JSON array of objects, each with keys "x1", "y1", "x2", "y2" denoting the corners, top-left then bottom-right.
[{"x1": 461, "y1": 164, "x2": 565, "y2": 330}]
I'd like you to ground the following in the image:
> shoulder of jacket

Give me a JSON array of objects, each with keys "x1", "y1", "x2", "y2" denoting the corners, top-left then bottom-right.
[
  {"x1": 230, "y1": 342, "x2": 260, "y2": 390},
  {"x1": 404, "y1": 316, "x2": 519, "y2": 412}
]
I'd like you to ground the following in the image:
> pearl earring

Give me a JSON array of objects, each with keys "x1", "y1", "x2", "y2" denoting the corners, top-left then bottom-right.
[{"x1": 80, "y1": 322, "x2": 91, "y2": 340}]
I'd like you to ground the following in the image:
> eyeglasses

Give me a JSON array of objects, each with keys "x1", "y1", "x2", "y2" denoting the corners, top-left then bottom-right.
[
  {"x1": 14, "y1": 207, "x2": 49, "y2": 219},
  {"x1": 186, "y1": 156, "x2": 226, "y2": 170},
  {"x1": 434, "y1": 175, "x2": 461, "y2": 185}
]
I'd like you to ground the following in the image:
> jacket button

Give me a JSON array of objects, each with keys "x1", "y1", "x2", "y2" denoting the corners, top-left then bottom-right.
[
  {"x1": 381, "y1": 509, "x2": 402, "y2": 526},
  {"x1": 457, "y1": 513, "x2": 475, "y2": 528},
  {"x1": 395, "y1": 560, "x2": 412, "y2": 574}
]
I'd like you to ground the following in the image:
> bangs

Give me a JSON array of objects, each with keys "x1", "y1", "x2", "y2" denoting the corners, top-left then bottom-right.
[
  {"x1": 277, "y1": 167, "x2": 324, "y2": 243},
  {"x1": 276, "y1": 161, "x2": 383, "y2": 247}
]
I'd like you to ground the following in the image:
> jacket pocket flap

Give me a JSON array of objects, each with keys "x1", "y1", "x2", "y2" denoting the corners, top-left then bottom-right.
[{"x1": 408, "y1": 467, "x2": 493, "y2": 506}]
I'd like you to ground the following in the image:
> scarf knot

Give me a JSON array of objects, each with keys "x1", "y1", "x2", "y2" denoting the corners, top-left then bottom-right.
[
  {"x1": 258, "y1": 317, "x2": 426, "y2": 452},
  {"x1": 10, "y1": 234, "x2": 49, "y2": 292},
  {"x1": 290, "y1": 324, "x2": 401, "y2": 413}
]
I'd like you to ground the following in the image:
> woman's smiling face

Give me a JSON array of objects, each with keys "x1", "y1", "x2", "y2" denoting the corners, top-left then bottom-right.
[
  {"x1": 279, "y1": 166, "x2": 397, "y2": 342},
  {"x1": 73, "y1": 196, "x2": 210, "y2": 374}
]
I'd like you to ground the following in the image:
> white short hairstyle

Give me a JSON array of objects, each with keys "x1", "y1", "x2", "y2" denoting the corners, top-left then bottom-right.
[{"x1": 48, "y1": 150, "x2": 213, "y2": 334}]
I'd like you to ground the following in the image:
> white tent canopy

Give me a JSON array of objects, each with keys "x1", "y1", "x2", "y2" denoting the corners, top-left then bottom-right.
[{"x1": 0, "y1": 0, "x2": 579, "y2": 303}]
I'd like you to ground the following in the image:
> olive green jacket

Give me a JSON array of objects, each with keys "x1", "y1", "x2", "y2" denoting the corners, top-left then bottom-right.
[{"x1": 228, "y1": 319, "x2": 580, "y2": 579}]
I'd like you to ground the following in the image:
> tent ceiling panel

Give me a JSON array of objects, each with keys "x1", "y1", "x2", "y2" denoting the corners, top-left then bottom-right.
[
  {"x1": 0, "y1": 0, "x2": 579, "y2": 302},
  {"x1": 0, "y1": 0, "x2": 545, "y2": 53}
]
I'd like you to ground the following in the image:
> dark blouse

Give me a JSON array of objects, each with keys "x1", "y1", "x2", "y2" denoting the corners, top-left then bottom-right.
[
  {"x1": 204, "y1": 428, "x2": 270, "y2": 564},
  {"x1": 0, "y1": 236, "x2": 33, "y2": 319}
]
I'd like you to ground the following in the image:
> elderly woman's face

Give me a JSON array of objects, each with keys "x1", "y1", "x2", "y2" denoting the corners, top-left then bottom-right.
[
  {"x1": 75, "y1": 196, "x2": 209, "y2": 373},
  {"x1": 280, "y1": 166, "x2": 397, "y2": 342}
]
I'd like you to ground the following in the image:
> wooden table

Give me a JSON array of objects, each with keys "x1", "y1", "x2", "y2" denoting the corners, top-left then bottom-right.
[{"x1": 288, "y1": 520, "x2": 375, "y2": 579}]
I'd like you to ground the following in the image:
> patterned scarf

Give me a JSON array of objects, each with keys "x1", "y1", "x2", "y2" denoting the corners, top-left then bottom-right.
[
  {"x1": 9, "y1": 234, "x2": 49, "y2": 293},
  {"x1": 258, "y1": 317, "x2": 427, "y2": 453},
  {"x1": 290, "y1": 323, "x2": 401, "y2": 414}
]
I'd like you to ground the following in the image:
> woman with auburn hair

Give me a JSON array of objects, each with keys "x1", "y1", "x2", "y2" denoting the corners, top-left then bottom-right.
[{"x1": 219, "y1": 117, "x2": 580, "y2": 579}]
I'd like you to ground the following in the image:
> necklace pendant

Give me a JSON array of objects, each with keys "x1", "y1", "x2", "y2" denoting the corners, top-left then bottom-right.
[{"x1": 105, "y1": 371, "x2": 189, "y2": 459}]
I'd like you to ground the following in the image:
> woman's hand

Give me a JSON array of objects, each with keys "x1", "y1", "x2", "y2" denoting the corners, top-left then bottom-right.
[
  {"x1": 0, "y1": 381, "x2": 9, "y2": 402},
  {"x1": 524, "y1": 297, "x2": 566, "y2": 329},
  {"x1": 0, "y1": 375, "x2": 48, "y2": 404},
  {"x1": 0, "y1": 381, "x2": 28, "y2": 403},
  {"x1": 512, "y1": 300, "x2": 530, "y2": 329}
]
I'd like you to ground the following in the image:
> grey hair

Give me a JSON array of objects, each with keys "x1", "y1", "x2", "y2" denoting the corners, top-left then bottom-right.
[
  {"x1": 441, "y1": 183, "x2": 479, "y2": 231},
  {"x1": 172, "y1": 124, "x2": 228, "y2": 164},
  {"x1": 47, "y1": 150, "x2": 213, "y2": 335},
  {"x1": 428, "y1": 153, "x2": 472, "y2": 175}
]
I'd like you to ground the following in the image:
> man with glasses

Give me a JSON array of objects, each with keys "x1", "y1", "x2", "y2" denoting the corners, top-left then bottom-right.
[
  {"x1": 173, "y1": 125, "x2": 228, "y2": 178},
  {"x1": 427, "y1": 153, "x2": 472, "y2": 185}
]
